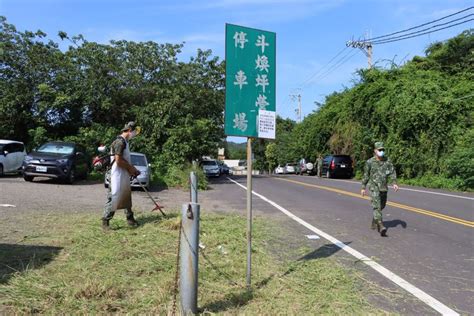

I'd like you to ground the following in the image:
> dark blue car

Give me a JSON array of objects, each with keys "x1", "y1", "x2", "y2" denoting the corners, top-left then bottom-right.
[{"x1": 22, "y1": 142, "x2": 89, "y2": 184}]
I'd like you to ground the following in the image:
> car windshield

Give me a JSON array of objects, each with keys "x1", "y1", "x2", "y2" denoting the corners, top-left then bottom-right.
[
  {"x1": 131, "y1": 155, "x2": 147, "y2": 166},
  {"x1": 201, "y1": 161, "x2": 217, "y2": 166},
  {"x1": 37, "y1": 143, "x2": 74, "y2": 154},
  {"x1": 334, "y1": 156, "x2": 352, "y2": 163}
]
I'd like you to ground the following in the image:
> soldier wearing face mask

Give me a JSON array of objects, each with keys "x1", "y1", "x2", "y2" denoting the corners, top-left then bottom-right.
[
  {"x1": 102, "y1": 121, "x2": 141, "y2": 230},
  {"x1": 361, "y1": 142, "x2": 399, "y2": 237}
]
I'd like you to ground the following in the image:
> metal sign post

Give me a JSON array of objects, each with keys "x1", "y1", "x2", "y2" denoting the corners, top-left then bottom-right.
[
  {"x1": 224, "y1": 24, "x2": 276, "y2": 288},
  {"x1": 246, "y1": 137, "x2": 252, "y2": 288}
]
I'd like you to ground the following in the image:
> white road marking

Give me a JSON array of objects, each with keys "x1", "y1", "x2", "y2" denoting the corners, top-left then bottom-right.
[
  {"x1": 0, "y1": 204, "x2": 16, "y2": 207},
  {"x1": 312, "y1": 178, "x2": 474, "y2": 201},
  {"x1": 228, "y1": 177, "x2": 459, "y2": 316}
]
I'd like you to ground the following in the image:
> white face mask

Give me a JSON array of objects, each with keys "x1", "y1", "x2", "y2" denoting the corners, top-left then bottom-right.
[{"x1": 376, "y1": 150, "x2": 385, "y2": 157}]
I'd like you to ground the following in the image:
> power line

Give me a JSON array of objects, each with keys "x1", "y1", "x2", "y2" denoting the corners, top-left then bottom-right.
[
  {"x1": 373, "y1": 18, "x2": 473, "y2": 45},
  {"x1": 372, "y1": 14, "x2": 473, "y2": 44},
  {"x1": 363, "y1": 6, "x2": 473, "y2": 42},
  {"x1": 300, "y1": 46, "x2": 349, "y2": 88},
  {"x1": 279, "y1": 46, "x2": 351, "y2": 115},
  {"x1": 315, "y1": 50, "x2": 359, "y2": 82}
]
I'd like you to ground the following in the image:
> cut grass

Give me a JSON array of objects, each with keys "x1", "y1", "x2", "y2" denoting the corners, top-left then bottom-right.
[{"x1": 0, "y1": 211, "x2": 388, "y2": 314}]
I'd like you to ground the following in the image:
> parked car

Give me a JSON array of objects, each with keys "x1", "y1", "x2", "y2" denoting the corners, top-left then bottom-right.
[
  {"x1": 0, "y1": 140, "x2": 26, "y2": 176},
  {"x1": 200, "y1": 159, "x2": 220, "y2": 177},
  {"x1": 274, "y1": 165, "x2": 285, "y2": 174},
  {"x1": 104, "y1": 152, "x2": 151, "y2": 189},
  {"x1": 284, "y1": 163, "x2": 297, "y2": 174},
  {"x1": 217, "y1": 160, "x2": 230, "y2": 175},
  {"x1": 22, "y1": 142, "x2": 90, "y2": 183},
  {"x1": 297, "y1": 158, "x2": 315, "y2": 175},
  {"x1": 321, "y1": 155, "x2": 353, "y2": 178}
]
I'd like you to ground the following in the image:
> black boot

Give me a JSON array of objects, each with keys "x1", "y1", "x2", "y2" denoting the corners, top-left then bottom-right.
[
  {"x1": 102, "y1": 218, "x2": 111, "y2": 231},
  {"x1": 377, "y1": 221, "x2": 387, "y2": 237},
  {"x1": 127, "y1": 215, "x2": 139, "y2": 227}
]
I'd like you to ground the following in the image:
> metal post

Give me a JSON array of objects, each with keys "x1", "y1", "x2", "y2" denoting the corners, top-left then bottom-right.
[
  {"x1": 180, "y1": 203, "x2": 200, "y2": 314},
  {"x1": 246, "y1": 137, "x2": 252, "y2": 288},
  {"x1": 367, "y1": 44, "x2": 373, "y2": 69},
  {"x1": 190, "y1": 171, "x2": 198, "y2": 203}
]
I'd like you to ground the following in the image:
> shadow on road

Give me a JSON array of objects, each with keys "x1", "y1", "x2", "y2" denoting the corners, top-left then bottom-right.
[
  {"x1": 297, "y1": 242, "x2": 351, "y2": 262},
  {"x1": 0, "y1": 243, "x2": 62, "y2": 284},
  {"x1": 384, "y1": 219, "x2": 407, "y2": 229}
]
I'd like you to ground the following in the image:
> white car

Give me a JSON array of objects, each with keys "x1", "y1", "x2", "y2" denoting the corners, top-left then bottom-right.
[
  {"x1": 274, "y1": 165, "x2": 285, "y2": 174},
  {"x1": 105, "y1": 152, "x2": 151, "y2": 189},
  {"x1": 200, "y1": 159, "x2": 220, "y2": 177},
  {"x1": 0, "y1": 140, "x2": 26, "y2": 176},
  {"x1": 284, "y1": 163, "x2": 297, "y2": 174}
]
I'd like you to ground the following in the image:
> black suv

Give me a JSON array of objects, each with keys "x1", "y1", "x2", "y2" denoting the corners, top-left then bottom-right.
[
  {"x1": 22, "y1": 142, "x2": 90, "y2": 183},
  {"x1": 321, "y1": 155, "x2": 353, "y2": 179}
]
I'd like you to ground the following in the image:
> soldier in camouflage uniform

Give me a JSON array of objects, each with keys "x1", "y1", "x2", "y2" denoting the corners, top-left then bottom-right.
[
  {"x1": 361, "y1": 142, "x2": 399, "y2": 237},
  {"x1": 316, "y1": 155, "x2": 323, "y2": 177},
  {"x1": 102, "y1": 122, "x2": 141, "y2": 230}
]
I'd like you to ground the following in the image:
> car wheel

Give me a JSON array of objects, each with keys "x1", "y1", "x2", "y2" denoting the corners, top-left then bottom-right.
[
  {"x1": 66, "y1": 169, "x2": 75, "y2": 184},
  {"x1": 24, "y1": 175, "x2": 34, "y2": 182},
  {"x1": 0, "y1": 164, "x2": 3, "y2": 176},
  {"x1": 104, "y1": 183, "x2": 109, "y2": 188}
]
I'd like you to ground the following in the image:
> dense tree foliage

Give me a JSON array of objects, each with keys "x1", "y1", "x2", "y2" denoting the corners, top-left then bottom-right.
[
  {"x1": 1, "y1": 16, "x2": 471, "y2": 189},
  {"x1": 1, "y1": 17, "x2": 224, "y2": 177},
  {"x1": 269, "y1": 30, "x2": 473, "y2": 189}
]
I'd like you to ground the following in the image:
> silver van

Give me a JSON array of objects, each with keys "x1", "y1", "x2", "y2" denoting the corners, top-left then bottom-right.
[{"x1": 0, "y1": 140, "x2": 26, "y2": 175}]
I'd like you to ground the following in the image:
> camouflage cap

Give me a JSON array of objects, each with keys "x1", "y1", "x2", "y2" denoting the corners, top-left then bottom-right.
[
  {"x1": 121, "y1": 121, "x2": 136, "y2": 132},
  {"x1": 374, "y1": 141, "x2": 385, "y2": 150}
]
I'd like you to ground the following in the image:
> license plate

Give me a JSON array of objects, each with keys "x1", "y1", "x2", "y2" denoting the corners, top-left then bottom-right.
[
  {"x1": 36, "y1": 166, "x2": 47, "y2": 172},
  {"x1": 341, "y1": 164, "x2": 346, "y2": 168}
]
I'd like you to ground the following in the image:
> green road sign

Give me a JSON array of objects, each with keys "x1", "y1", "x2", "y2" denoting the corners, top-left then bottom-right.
[{"x1": 225, "y1": 24, "x2": 276, "y2": 139}]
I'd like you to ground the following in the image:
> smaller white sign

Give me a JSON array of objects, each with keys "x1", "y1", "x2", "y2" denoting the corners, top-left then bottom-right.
[{"x1": 258, "y1": 110, "x2": 276, "y2": 139}]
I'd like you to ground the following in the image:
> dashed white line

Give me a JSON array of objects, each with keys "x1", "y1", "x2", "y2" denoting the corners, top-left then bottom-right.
[{"x1": 228, "y1": 177, "x2": 459, "y2": 316}]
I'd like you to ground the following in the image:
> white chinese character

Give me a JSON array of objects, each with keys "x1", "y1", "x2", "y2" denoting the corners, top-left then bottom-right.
[
  {"x1": 255, "y1": 74, "x2": 269, "y2": 93},
  {"x1": 256, "y1": 34, "x2": 269, "y2": 53},
  {"x1": 234, "y1": 70, "x2": 248, "y2": 89},
  {"x1": 233, "y1": 113, "x2": 248, "y2": 132},
  {"x1": 234, "y1": 31, "x2": 248, "y2": 49},
  {"x1": 255, "y1": 55, "x2": 269, "y2": 72},
  {"x1": 255, "y1": 94, "x2": 269, "y2": 110}
]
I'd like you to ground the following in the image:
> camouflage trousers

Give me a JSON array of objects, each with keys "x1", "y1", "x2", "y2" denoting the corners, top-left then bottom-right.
[
  {"x1": 103, "y1": 186, "x2": 133, "y2": 220},
  {"x1": 369, "y1": 189, "x2": 387, "y2": 222}
]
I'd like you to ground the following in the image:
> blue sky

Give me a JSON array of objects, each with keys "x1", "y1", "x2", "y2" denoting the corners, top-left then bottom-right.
[{"x1": 2, "y1": 0, "x2": 473, "y2": 143}]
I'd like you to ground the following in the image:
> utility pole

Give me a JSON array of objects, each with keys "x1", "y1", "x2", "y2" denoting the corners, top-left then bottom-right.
[
  {"x1": 346, "y1": 33, "x2": 373, "y2": 69},
  {"x1": 290, "y1": 94, "x2": 302, "y2": 122}
]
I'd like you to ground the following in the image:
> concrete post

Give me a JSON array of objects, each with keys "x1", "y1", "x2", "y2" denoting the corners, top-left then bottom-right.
[{"x1": 180, "y1": 203, "x2": 200, "y2": 314}]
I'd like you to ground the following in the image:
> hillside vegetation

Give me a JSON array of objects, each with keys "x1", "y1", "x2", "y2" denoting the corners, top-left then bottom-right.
[{"x1": 266, "y1": 30, "x2": 473, "y2": 190}]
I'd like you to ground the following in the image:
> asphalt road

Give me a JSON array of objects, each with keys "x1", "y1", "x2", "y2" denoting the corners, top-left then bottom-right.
[
  {"x1": 1, "y1": 174, "x2": 472, "y2": 314},
  {"x1": 217, "y1": 174, "x2": 473, "y2": 315}
]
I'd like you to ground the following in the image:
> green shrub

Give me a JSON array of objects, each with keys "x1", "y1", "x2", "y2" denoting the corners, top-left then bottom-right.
[
  {"x1": 399, "y1": 174, "x2": 468, "y2": 191},
  {"x1": 153, "y1": 163, "x2": 208, "y2": 190}
]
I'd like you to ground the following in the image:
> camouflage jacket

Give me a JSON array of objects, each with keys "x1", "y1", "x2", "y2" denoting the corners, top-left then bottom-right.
[
  {"x1": 110, "y1": 136, "x2": 127, "y2": 156},
  {"x1": 361, "y1": 156, "x2": 397, "y2": 192}
]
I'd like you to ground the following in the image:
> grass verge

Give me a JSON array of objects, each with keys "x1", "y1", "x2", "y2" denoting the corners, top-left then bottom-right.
[{"x1": 0, "y1": 212, "x2": 386, "y2": 314}]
